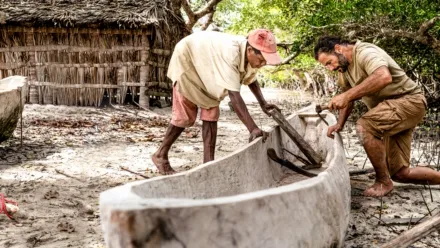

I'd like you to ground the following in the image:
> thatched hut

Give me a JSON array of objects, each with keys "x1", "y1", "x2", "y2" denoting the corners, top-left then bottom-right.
[{"x1": 0, "y1": 0, "x2": 187, "y2": 107}]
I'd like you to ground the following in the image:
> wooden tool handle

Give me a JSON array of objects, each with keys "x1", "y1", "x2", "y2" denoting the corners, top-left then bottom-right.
[
  {"x1": 269, "y1": 109, "x2": 322, "y2": 165},
  {"x1": 315, "y1": 104, "x2": 329, "y2": 114}
]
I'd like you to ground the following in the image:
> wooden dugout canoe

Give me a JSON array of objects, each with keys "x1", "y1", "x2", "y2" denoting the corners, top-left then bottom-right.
[
  {"x1": 100, "y1": 106, "x2": 350, "y2": 248},
  {"x1": 0, "y1": 76, "x2": 27, "y2": 143}
]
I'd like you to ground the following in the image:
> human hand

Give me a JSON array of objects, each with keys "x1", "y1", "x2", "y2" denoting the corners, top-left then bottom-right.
[
  {"x1": 261, "y1": 103, "x2": 281, "y2": 116},
  {"x1": 327, "y1": 124, "x2": 342, "y2": 139},
  {"x1": 248, "y1": 128, "x2": 269, "y2": 143},
  {"x1": 328, "y1": 93, "x2": 350, "y2": 110}
]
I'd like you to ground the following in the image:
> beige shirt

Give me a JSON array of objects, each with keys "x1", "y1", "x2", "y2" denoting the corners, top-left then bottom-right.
[
  {"x1": 338, "y1": 41, "x2": 422, "y2": 109},
  {"x1": 167, "y1": 31, "x2": 259, "y2": 109}
]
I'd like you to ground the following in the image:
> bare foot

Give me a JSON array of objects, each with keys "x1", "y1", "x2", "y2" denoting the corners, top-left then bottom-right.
[
  {"x1": 363, "y1": 180, "x2": 393, "y2": 197},
  {"x1": 152, "y1": 153, "x2": 176, "y2": 175}
]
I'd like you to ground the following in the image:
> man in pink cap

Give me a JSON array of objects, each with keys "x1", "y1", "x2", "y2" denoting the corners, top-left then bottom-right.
[{"x1": 152, "y1": 29, "x2": 283, "y2": 174}]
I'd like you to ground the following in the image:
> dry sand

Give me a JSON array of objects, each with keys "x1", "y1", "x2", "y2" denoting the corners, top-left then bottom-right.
[{"x1": 0, "y1": 88, "x2": 438, "y2": 248}]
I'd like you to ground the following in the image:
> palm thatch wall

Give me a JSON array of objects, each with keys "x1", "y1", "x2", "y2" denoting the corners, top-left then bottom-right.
[{"x1": 0, "y1": 0, "x2": 187, "y2": 107}]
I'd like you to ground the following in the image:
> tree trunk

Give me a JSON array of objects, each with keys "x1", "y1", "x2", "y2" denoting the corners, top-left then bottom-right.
[{"x1": 304, "y1": 72, "x2": 318, "y2": 97}]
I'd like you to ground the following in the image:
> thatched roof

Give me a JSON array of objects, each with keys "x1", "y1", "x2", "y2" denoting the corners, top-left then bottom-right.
[{"x1": 0, "y1": 0, "x2": 183, "y2": 29}]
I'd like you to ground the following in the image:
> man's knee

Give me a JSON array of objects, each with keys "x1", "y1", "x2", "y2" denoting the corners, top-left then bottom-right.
[
  {"x1": 355, "y1": 123, "x2": 367, "y2": 144},
  {"x1": 391, "y1": 167, "x2": 410, "y2": 183}
]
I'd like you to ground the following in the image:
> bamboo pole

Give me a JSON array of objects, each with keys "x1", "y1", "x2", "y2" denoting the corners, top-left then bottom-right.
[
  {"x1": 98, "y1": 52, "x2": 105, "y2": 107},
  {"x1": 26, "y1": 30, "x2": 39, "y2": 104},
  {"x1": 79, "y1": 46, "x2": 85, "y2": 106},
  {"x1": 67, "y1": 33, "x2": 75, "y2": 106},
  {"x1": 119, "y1": 33, "x2": 128, "y2": 103},
  {"x1": 121, "y1": 42, "x2": 128, "y2": 104},
  {"x1": 37, "y1": 33, "x2": 52, "y2": 104},
  {"x1": 139, "y1": 34, "x2": 150, "y2": 108}
]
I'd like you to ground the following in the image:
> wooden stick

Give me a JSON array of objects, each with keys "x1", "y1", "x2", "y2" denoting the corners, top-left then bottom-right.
[
  {"x1": 54, "y1": 169, "x2": 85, "y2": 182},
  {"x1": 269, "y1": 109, "x2": 322, "y2": 165},
  {"x1": 381, "y1": 212, "x2": 440, "y2": 248},
  {"x1": 362, "y1": 157, "x2": 368, "y2": 169},
  {"x1": 420, "y1": 190, "x2": 432, "y2": 216},
  {"x1": 120, "y1": 166, "x2": 149, "y2": 179},
  {"x1": 394, "y1": 185, "x2": 440, "y2": 190},
  {"x1": 427, "y1": 181, "x2": 434, "y2": 202},
  {"x1": 282, "y1": 148, "x2": 312, "y2": 166},
  {"x1": 378, "y1": 217, "x2": 423, "y2": 226},
  {"x1": 349, "y1": 168, "x2": 375, "y2": 176},
  {"x1": 408, "y1": 215, "x2": 413, "y2": 230},
  {"x1": 267, "y1": 148, "x2": 317, "y2": 178}
]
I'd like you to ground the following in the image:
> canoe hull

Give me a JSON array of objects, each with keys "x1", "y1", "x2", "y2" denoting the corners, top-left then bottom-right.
[
  {"x1": 100, "y1": 107, "x2": 350, "y2": 248},
  {"x1": 0, "y1": 76, "x2": 28, "y2": 142}
]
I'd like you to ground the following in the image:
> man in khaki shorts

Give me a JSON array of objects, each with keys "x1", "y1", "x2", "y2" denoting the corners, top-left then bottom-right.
[
  {"x1": 152, "y1": 29, "x2": 282, "y2": 175},
  {"x1": 314, "y1": 36, "x2": 440, "y2": 197}
]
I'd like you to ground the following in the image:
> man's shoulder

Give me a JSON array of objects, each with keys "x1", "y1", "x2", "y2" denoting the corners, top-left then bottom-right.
[
  {"x1": 186, "y1": 31, "x2": 245, "y2": 43},
  {"x1": 355, "y1": 41, "x2": 381, "y2": 55},
  {"x1": 353, "y1": 41, "x2": 388, "y2": 66}
]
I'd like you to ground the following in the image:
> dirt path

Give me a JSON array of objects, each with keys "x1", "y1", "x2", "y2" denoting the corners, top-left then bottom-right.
[{"x1": 0, "y1": 88, "x2": 439, "y2": 248}]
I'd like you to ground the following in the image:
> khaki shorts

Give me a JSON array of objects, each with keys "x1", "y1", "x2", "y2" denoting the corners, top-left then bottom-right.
[
  {"x1": 357, "y1": 94, "x2": 426, "y2": 176},
  {"x1": 170, "y1": 85, "x2": 219, "y2": 128}
]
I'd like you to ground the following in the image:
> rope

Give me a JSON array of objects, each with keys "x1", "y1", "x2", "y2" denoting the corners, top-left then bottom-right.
[{"x1": 0, "y1": 193, "x2": 18, "y2": 219}]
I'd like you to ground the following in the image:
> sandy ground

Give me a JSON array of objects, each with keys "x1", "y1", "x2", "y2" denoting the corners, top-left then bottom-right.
[{"x1": 0, "y1": 87, "x2": 439, "y2": 248}]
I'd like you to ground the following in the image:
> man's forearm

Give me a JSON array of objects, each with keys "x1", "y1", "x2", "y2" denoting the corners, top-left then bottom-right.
[
  {"x1": 248, "y1": 81, "x2": 267, "y2": 106},
  {"x1": 345, "y1": 66, "x2": 392, "y2": 101},
  {"x1": 228, "y1": 90, "x2": 258, "y2": 132},
  {"x1": 337, "y1": 101, "x2": 354, "y2": 128}
]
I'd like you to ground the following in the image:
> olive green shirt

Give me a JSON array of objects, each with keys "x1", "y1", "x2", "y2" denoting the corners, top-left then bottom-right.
[{"x1": 338, "y1": 41, "x2": 423, "y2": 109}]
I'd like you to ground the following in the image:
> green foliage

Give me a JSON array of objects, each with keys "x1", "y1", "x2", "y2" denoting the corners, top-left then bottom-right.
[
  {"x1": 214, "y1": 0, "x2": 440, "y2": 106},
  {"x1": 257, "y1": 68, "x2": 295, "y2": 89}
]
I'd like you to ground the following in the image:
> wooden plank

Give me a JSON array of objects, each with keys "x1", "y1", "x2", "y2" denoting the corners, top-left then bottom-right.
[
  {"x1": 269, "y1": 109, "x2": 322, "y2": 165},
  {"x1": 381, "y1": 212, "x2": 440, "y2": 248},
  {"x1": 152, "y1": 48, "x2": 171, "y2": 56}
]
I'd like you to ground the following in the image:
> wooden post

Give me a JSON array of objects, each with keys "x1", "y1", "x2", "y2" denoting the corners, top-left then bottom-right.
[
  {"x1": 381, "y1": 212, "x2": 440, "y2": 248},
  {"x1": 26, "y1": 31, "x2": 39, "y2": 104},
  {"x1": 116, "y1": 67, "x2": 123, "y2": 104},
  {"x1": 78, "y1": 50, "x2": 85, "y2": 106},
  {"x1": 139, "y1": 33, "x2": 150, "y2": 108},
  {"x1": 115, "y1": 42, "x2": 122, "y2": 104},
  {"x1": 98, "y1": 52, "x2": 105, "y2": 107},
  {"x1": 269, "y1": 109, "x2": 322, "y2": 165}
]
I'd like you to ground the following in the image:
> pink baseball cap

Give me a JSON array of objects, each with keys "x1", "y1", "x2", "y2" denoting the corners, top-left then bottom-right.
[{"x1": 247, "y1": 29, "x2": 282, "y2": 65}]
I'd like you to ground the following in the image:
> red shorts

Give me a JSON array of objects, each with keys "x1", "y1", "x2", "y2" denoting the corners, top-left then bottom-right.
[{"x1": 171, "y1": 86, "x2": 219, "y2": 128}]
